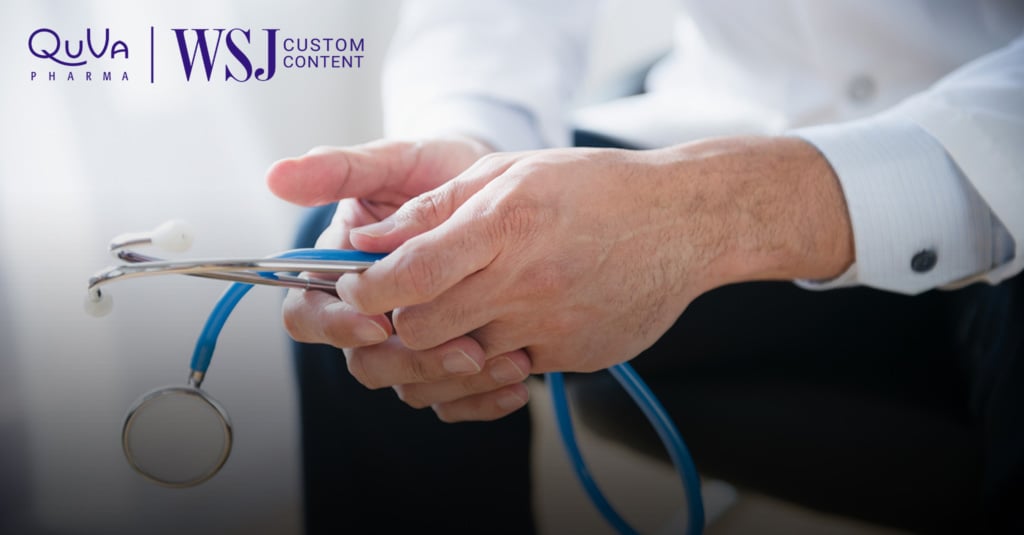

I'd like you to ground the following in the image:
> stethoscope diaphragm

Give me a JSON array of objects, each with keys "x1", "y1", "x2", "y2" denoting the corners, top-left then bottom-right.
[{"x1": 122, "y1": 384, "x2": 232, "y2": 488}]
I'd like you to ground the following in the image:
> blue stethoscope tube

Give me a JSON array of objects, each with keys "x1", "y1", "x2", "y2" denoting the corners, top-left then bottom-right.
[
  {"x1": 189, "y1": 248, "x2": 385, "y2": 373},
  {"x1": 191, "y1": 249, "x2": 705, "y2": 535},
  {"x1": 549, "y1": 368, "x2": 704, "y2": 534}
]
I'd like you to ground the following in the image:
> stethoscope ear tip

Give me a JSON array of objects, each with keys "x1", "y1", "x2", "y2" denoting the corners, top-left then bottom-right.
[
  {"x1": 150, "y1": 220, "x2": 195, "y2": 253},
  {"x1": 83, "y1": 289, "x2": 113, "y2": 317}
]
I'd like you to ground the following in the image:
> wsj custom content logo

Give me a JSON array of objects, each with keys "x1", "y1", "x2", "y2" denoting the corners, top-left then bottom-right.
[
  {"x1": 172, "y1": 29, "x2": 364, "y2": 81},
  {"x1": 28, "y1": 26, "x2": 365, "y2": 83}
]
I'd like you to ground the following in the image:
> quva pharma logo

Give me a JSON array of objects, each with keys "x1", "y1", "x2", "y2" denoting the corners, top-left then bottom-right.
[
  {"x1": 28, "y1": 27, "x2": 130, "y2": 81},
  {"x1": 27, "y1": 26, "x2": 365, "y2": 83}
]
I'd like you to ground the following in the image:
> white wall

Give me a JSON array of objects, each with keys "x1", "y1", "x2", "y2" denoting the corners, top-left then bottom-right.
[
  {"x1": 0, "y1": 1, "x2": 673, "y2": 534},
  {"x1": 0, "y1": 1, "x2": 399, "y2": 533}
]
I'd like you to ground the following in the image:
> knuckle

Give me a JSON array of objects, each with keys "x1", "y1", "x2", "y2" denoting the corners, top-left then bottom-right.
[
  {"x1": 489, "y1": 194, "x2": 549, "y2": 245},
  {"x1": 281, "y1": 298, "x2": 314, "y2": 342},
  {"x1": 390, "y1": 308, "x2": 432, "y2": 350},
  {"x1": 468, "y1": 326, "x2": 512, "y2": 362},
  {"x1": 462, "y1": 151, "x2": 515, "y2": 182},
  {"x1": 393, "y1": 250, "x2": 445, "y2": 303},
  {"x1": 281, "y1": 306, "x2": 304, "y2": 341},
  {"x1": 405, "y1": 192, "x2": 448, "y2": 226},
  {"x1": 345, "y1": 351, "x2": 384, "y2": 389},
  {"x1": 337, "y1": 285, "x2": 369, "y2": 315},
  {"x1": 475, "y1": 151, "x2": 508, "y2": 168},
  {"x1": 431, "y1": 404, "x2": 460, "y2": 423},
  {"x1": 393, "y1": 385, "x2": 429, "y2": 409},
  {"x1": 404, "y1": 353, "x2": 432, "y2": 384},
  {"x1": 506, "y1": 156, "x2": 547, "y2": 177}
]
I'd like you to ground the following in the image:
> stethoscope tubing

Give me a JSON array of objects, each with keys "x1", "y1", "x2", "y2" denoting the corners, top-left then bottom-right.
[{"x1": 96, "y1": 242, "x2": 705, "y2": 534}]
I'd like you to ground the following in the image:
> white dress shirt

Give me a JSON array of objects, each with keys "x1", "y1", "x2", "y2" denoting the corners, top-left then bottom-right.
[{"x1": 381, "y1": 0, "x2": 1024, "y2": 295}]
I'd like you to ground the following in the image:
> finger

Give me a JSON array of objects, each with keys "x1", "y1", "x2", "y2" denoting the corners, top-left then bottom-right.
[
  {"x1": 348, "y1": 152, "x2": 518, "y2": 252},
  {"x1": 265, "y1": 140, "x2": 423, "y2": 207},
  {"x1": 343, "y1": 335, "x2": 488, "y2": 389},
  {"x1": 392, "y1": 350, "x2": 531, "y2": 408},
  {"x1": 430, "y1": 383, "x2": 530, "y2": 423},
  {"x1": 389, "y1": 268, "x2": 500, "y2": 350},
  {"x1": 336, "y1": 219, "x2": 492, "y2": 316},
  {"x1": 303, "y1": 199, "x2": 396, "y2": 287},
  {"x1": 313, "y1": 199, "x2": 364, "y2": 250},
  {"x1": 282, "y1": 288, "x2": 391, "y2": 347},
  {"x1": 335, "y1": 173, "x2": 516, "y2": 316},
  {"x1": 313, "y1": 197, "x2": 382, "y2": 252}
]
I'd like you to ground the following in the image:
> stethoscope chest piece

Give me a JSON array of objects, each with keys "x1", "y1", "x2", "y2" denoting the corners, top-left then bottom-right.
[{"x1": 122, "y1": 384, "x2": 232, "y2": 488}]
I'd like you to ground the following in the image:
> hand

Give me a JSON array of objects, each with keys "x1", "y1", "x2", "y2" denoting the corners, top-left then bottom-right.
[
  {"x1": 335, "y1": 137, "x2": 853, "y2": 416},
  {"x1": 266, "y1": 136, "x2": 534, "y2": 421}
]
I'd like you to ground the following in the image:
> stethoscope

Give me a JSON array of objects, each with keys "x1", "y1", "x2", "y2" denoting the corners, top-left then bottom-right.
[{"x1": 85, "y1": 220, "x2": 705, "y2": 535}]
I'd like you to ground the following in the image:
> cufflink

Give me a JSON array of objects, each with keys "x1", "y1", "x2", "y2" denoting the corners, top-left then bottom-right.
[{"x1": 911, "y1": 249, "x2": 938, "y2": 273}]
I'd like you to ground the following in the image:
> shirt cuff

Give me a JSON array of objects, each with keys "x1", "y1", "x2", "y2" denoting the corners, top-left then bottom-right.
[
  {"x1": 384, "y1": 96, "x2": 548, "y2": 152},
  {"x1": 791, "y1": 114, "x2": 996, "y2": 294}
]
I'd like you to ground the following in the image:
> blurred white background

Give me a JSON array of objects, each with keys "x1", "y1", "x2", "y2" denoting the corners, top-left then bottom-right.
[
  {"x1": 0, "y1": 1, "x2": 400, "y2": 533},
  {"x1": 0, "y1": 1, "x2": 685, "y2": 534},
  {"x1": 2, "y1": 1, "x2": 900, "y2": 533}
]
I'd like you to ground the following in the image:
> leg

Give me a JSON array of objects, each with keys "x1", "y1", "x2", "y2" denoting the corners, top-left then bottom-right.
[
  {"x1": 291, "y1": 204, "x2": 535, "y2": 534},
  {"x1": 568, "y1": 280, "x2": 1000, "y2": 533},
  {"x1": 951, "y1": 277, "x2": 1024, "y2": 533}
]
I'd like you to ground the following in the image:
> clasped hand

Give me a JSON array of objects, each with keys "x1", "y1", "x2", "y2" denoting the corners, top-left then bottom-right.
[{"x1": 265, "y1": 134, "x2": 851, "y2": 422}]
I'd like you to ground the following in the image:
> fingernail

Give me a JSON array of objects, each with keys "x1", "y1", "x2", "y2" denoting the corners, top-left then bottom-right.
[
  {"x1": 490, "y1": 357, "x2": 526, "y2": 384},
  {"x1": 442, "y1": 350, "x2": 481, "y2": 374},
  {"x1": 354, "y1": 321, "x2": 389, "y2": 344},
  {"x1": 497, "y1": 391, "x2": 528, "y2": 412},
  {"x1": 351, "y1": 219, "x2": 395, "y2": 238}
]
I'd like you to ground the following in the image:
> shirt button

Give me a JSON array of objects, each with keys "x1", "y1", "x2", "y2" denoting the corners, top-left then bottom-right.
[
  {"x1": 911, "y1": 249, "x2": 938, "y2": 273},
  {"x1": 846, "y1": 74, "x2": 876, "y2": 104}
]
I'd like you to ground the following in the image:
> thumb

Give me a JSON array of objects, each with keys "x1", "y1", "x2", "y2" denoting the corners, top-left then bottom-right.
[
  {"x1": 348, "y1": 153, "x2": 517, "y2": 252},
  {"x1": 265, "y1": 140, "x2": 420, "y2": 207}
]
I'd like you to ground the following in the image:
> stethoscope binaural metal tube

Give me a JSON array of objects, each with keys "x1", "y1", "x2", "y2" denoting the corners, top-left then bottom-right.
[
  {"x1": 89, "y1": 220, "x2": 383, "y2": 298},
  {"x1": 87, "y1": 248, "x2": 381, "y2": 295},
  {"x1": 112, "y1": 250, "x2": 340, "y2": 293},
  {"x1": 91, "y1": 247, "x2": 385, "y2": 380}
]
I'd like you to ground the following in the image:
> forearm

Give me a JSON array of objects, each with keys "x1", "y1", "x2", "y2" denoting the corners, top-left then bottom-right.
[{"x1": 654, "y1": 136, "x2": 854, "y2": 292}]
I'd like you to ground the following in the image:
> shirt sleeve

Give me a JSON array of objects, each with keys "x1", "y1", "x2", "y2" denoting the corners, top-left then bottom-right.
[
  {"x1": 792, "y1": 35, "x2": 1024, "y2": 295},
  {"x1": 381, "y1": 0, "x2": 601, "y2": 151}
]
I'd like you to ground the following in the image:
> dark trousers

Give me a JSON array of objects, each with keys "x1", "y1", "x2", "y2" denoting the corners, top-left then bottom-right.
[
  {"x1": 290, "y1": 131, "x2": 1023, "y2": 534},
  {"x1": 291, "y1": 205, "x2": 535, "y2": 535}
]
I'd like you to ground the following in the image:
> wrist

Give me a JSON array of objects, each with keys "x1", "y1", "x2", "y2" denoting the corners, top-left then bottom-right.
[{"x1": 659, "y1": 136, "x2": 854, "y2": 291}]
